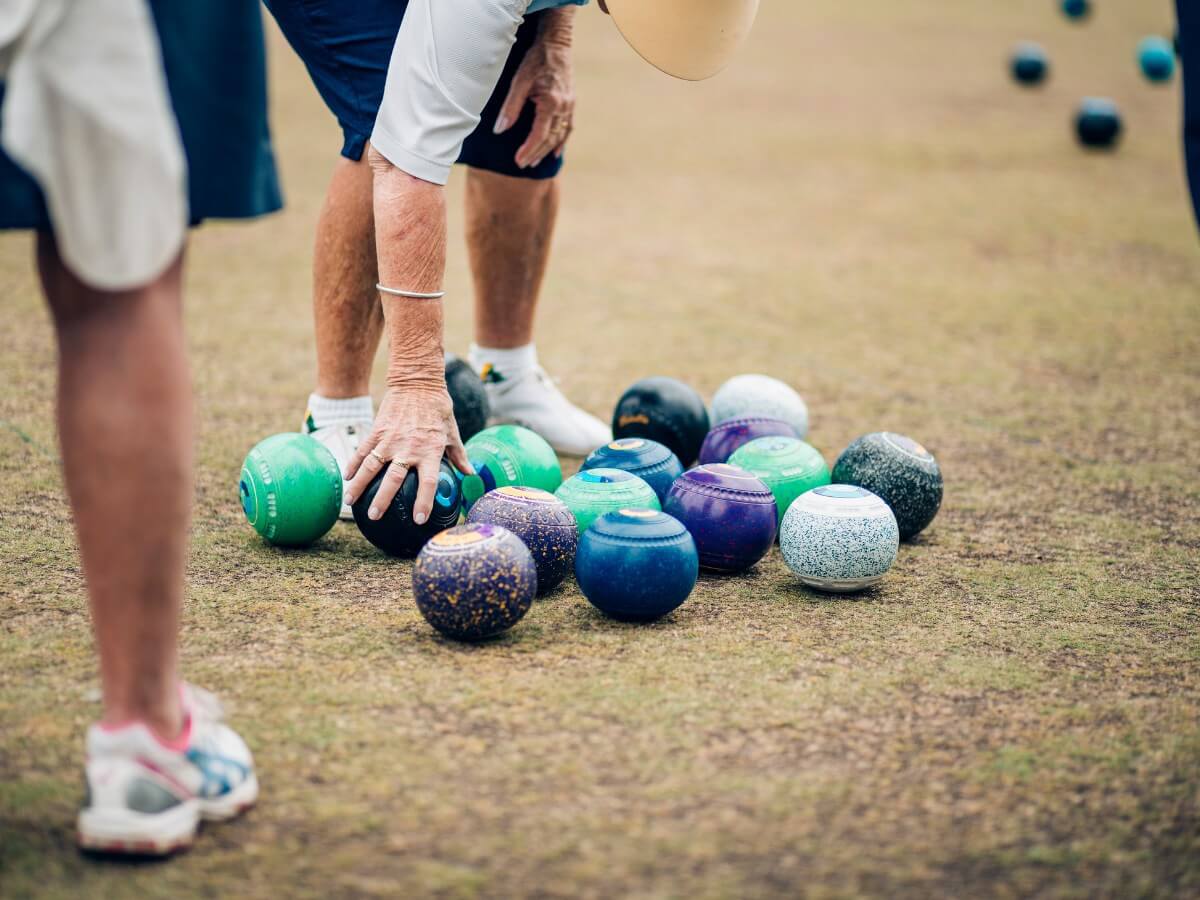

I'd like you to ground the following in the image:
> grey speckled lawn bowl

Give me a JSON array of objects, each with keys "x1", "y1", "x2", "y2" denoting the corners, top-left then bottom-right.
[
  {"x1": 780, "y1": 485, "x2": 899, "y2": 593},
  {"x1": 832, "y1": 432, "x2": 943, "y2": 540}
]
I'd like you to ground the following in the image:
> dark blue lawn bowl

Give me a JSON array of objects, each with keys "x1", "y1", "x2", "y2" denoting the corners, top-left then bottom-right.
[
  {"x1": 581, "y1": 438, "x2": 684, "y2": 503},
  {"x1": 575, "y1": 510, "x2": 699, "y2": 621}
]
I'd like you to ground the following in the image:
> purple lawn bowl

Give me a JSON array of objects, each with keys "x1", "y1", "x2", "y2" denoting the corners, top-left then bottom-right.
[
  {"x1": 663, "y1": 464, "x2": 778, "y2": 572},
  {"x1": 698, "y1": 417, "x2": 798, "y2": 465}
]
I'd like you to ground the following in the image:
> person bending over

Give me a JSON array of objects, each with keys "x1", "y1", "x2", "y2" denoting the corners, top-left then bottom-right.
[
  {"x1": 326, "y1": 0, "x2": 760, "y2": 526},
  {"x1": 265, "y1": 0, "x2": 607, "y2": 519}
]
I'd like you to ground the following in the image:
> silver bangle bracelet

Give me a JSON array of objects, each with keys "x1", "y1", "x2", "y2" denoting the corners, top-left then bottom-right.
[{"x1": 376, "y1": 283, "x2": 446, "y2": 300}]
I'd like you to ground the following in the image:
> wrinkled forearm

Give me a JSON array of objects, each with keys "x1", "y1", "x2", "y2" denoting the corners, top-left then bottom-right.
[
  {"x1": 539, "y1": 6, "x2": 575, "y2": 48},
  {"x1": 369, "y1": 149, "x2": 447, "y2": 390}
]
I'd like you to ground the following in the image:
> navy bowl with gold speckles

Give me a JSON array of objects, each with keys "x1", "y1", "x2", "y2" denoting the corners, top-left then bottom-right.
[
  {"x1": 466, "y1": 486, "x2": 578, "y2": 594},
  {"x1": 412, "y1": 523, "x2": 536, "y2": 641}
]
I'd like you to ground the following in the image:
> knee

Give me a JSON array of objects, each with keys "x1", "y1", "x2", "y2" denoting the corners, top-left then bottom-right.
[
  {"x1": 466, "y1": 166, "x2": 558, "y2": 209},
  {"x1": 368, "y1": 146, "x2": 433, "y2": 190}
]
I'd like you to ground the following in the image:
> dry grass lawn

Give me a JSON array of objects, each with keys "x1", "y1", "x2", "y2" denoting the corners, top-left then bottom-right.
[{"x1": 1, "y1": 0, "x2": 1198, "y2": 896}]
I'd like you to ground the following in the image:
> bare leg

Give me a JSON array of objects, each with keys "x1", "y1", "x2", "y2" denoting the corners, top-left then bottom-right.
[
  {"x1": 313, "y1": 153, "x2": 385, "y2": 398},
  {"x1": 37, "y1": 234, "x2": 188, "y2": 740},
  {"x1": 465, "y1": 168, "x2": 559, "y2": 348}
]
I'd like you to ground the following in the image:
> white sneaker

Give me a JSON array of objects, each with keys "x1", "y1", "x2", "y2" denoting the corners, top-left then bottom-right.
[
  {"x1": 305, "y1": 421, "x2": 372, "y2": 519},
  {"x1": 484, "y1": 366, "x2": 612, "y2": 457},
  {"x1": 77, "y1": 685, "x2": 258, "y2": 856}
]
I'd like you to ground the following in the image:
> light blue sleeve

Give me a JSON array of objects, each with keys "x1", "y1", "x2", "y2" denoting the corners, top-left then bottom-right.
[{"x1": 526, "y1": 0, "x2": 588, "y2": 14}]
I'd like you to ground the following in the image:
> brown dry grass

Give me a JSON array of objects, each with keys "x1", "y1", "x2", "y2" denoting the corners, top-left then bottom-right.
[{"x1": 2, "y1": 1, "x2": 1198, "y2": 896}]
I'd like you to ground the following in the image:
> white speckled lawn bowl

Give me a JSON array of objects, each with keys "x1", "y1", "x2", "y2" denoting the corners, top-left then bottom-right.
[
  {"x1": 780, "y1": 485, "x2": 899, "y2": 593},
  {"x1": 710, "y1": 374, "x2": 810, "y2": 438}
]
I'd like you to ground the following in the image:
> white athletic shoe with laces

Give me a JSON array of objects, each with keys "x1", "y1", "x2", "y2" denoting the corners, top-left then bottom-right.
[
  {"x1": 304, "y1": 420, "x2": 373, "y2": 519},
  {"x1": 77, "y1": 685, "x2": 257, "y2": 856},
  {"x1": 484, "y1": 365, "x2": 611, "y2": 457}
]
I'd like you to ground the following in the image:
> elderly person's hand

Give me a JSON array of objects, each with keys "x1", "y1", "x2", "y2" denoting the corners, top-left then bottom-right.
[
  {"x1": 343, "y1": 380, "x2": 472, "y2": 524},
  {"x1": 495, "y1": 7, "x2": 576, "y2": 168}
]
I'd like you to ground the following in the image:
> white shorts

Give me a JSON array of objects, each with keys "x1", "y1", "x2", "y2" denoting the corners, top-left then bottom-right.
[
  {"x1": 370, "y1": 0, "x2": 533, "y2": 185},
  {"x1": 0, "y1": 0, "x2": 186, "y2": 290}
]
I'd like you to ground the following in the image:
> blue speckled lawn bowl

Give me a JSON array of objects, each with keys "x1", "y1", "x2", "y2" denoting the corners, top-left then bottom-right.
[
  {"x1": 581, "y1": 438, "x2": 683, "y2": 503},
  {"x1": 576, "y1": 509, "x2": 699, "y2": 621},
  {"x1": 663, "y1": 464, "x2": 777, "y2": 572},
  {"x1": 466, "y1": 486, "x2": 578, "y2": 594},
  {"x1": 780, "y1": 485, "x2": 899, "y2": 593},
  {"x1": 412, "y1": 523, "x2": 536, "y2": 641},
  {"x1": 697, "y1": 416, "x2": 798, "y2": 465}
]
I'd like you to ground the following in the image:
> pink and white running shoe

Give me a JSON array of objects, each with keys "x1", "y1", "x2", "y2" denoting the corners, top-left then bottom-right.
[{"x1": 77, "y1": 685, "x2": 258, "y2": 855}]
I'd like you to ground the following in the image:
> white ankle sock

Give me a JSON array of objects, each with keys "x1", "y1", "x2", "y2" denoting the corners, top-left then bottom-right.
[
  {"x1": 468, "y1": 343, "x2": 537, "y2": 383},
  {"x1": 305, "y1": 393, "x2": 374, "y2": 431}
]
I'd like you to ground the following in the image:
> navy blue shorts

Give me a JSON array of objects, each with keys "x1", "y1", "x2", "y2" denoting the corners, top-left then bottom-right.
[
  {"x1": 264, "y1": 0, "x2": 564, "y2": 180},
  {"x1": 0, "y1": 0, "x2": 283, "y2": 230}
]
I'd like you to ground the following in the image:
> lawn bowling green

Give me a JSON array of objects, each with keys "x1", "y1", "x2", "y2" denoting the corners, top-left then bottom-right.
[{"x1": 3, "y1": 2, "x2": 1197, "y2": 896}]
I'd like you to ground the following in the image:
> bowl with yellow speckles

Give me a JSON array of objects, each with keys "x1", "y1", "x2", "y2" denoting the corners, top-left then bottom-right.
[{"x1": 412, "y1": 523, "x2": 536, "y2": 641}]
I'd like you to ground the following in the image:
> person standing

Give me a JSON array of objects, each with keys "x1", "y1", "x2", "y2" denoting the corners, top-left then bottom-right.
[
  {"x1": 1178, "y1": 1, "x2": 1200, "y2": 230},
  {"x1": 0, "y1": 0, "x2": 280, "y2": 854}
]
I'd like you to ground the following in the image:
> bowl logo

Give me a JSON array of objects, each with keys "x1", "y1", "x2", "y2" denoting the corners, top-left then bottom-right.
[
  {"x1": 883, "y1": 433, "x2": 932, "y2": 461},
  {"x1": 579, "y1": 470, "x2": 624, "y2": 484},
  {"x1": 619, "y1": 508, "x2": 658, "y2": 519},
  {"x1": 238, "y1": 470, "x2": 258, "y2": 524},
  {"x1": 815, "y1": 484, "x2": 869, "y2": 499},
  {"x1": 435, "y1": 471, "x2": 461, "y2": 509},
  {"x1": 433, "y1": 525, "x2": 492, "y2": 547},
  {"x1": 497, "y1": 486, "x2": 552, "y2": 501},
  {"x1": 610, "y1": 439, "x2": 646, "y2": 451},
  {"x1": 762, "y1": 438, "x2": 796, "y2": 454}
]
